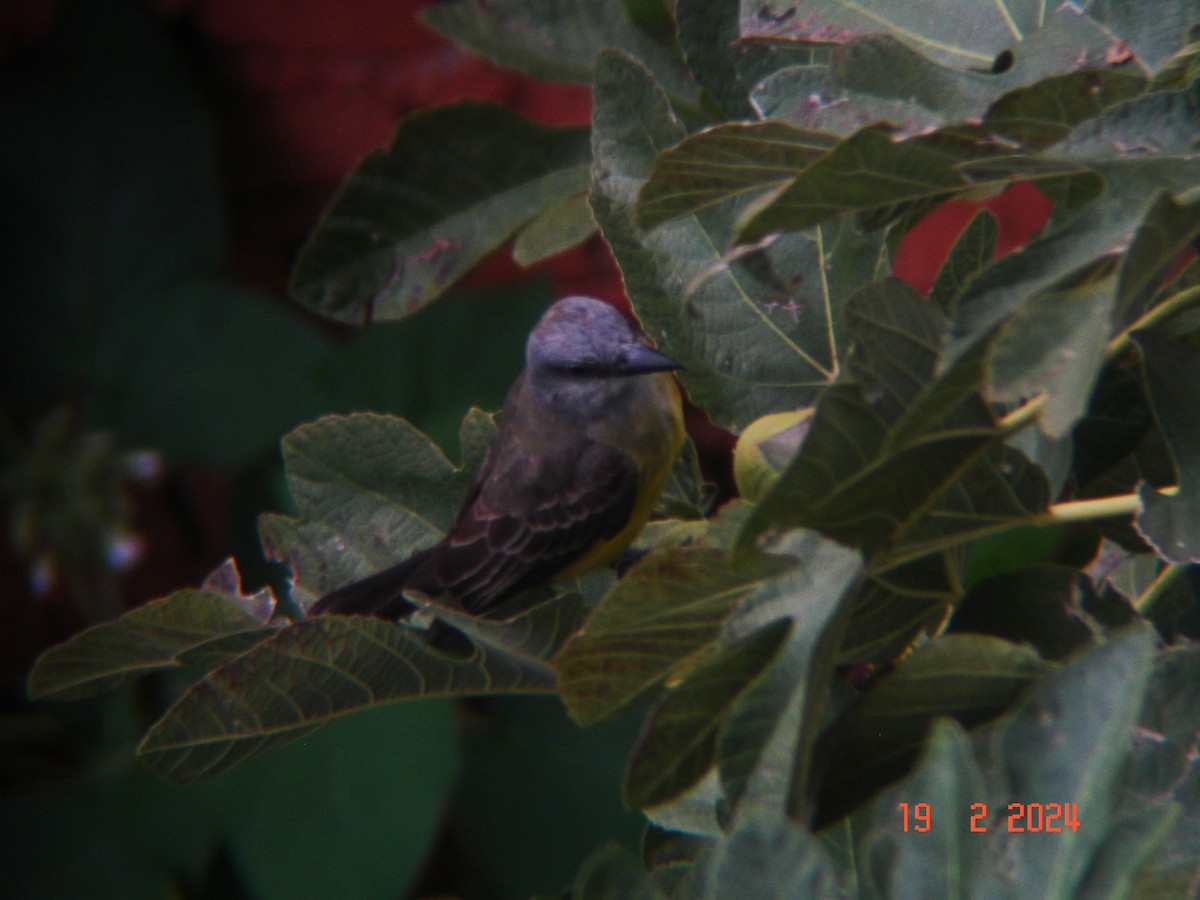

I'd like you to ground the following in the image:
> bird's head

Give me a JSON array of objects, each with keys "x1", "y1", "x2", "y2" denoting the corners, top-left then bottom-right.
[{"x1": 525, "y1": 296, "x2": 679, "y2": 420}]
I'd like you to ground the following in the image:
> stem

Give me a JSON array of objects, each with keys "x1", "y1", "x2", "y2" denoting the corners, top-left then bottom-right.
[
  {"x1": 1107, "y1": 284, "x2": 1200, "y2": 361},
  {"x1": 992, "y1": 396, "x2": 1181, "y2": 526},
  {"x1": 867, "y1": 285, "x2": 1196, "y2": 574},
  {"x1": 996, "y1": 282, "x2": 1200, "y2": 463},
  {"x1": 1034, "y1": 485, "x2": 1177, "y2": 527},
  {"x1": 1135, "y1": 563, "x2": 1188, "y2": 618},
  {"x1": 997, "y1": 394, "x2": 1047, "y2": 434},
  {"x1": 872, "y1": 487, "x2": 1169, "y2": 576},
  {"x1": 1039, "y1": 493, "x2": 1142, "y2": 524}
]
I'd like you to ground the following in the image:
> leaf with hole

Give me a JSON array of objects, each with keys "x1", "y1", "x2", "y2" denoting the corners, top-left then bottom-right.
[{"x1": 291, "y1": 104, "x2": 590, "y2": 323}]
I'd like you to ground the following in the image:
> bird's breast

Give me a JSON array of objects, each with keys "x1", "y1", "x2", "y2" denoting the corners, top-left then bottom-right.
[{"x1": 587, "y1": 371, "x2": 683, "y2": 468}]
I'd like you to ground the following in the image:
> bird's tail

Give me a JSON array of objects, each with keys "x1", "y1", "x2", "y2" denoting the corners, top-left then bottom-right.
[{"x1": 307, "y1": 546, "x2": 439, "y2": 619}]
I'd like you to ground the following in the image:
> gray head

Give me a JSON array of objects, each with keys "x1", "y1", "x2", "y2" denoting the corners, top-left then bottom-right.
[{"x1": 525, "y1": 296, "x2": 678, "y2": 421}]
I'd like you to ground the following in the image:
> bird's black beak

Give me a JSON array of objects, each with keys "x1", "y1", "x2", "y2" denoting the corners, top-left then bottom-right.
[{"x1": 620, "y1": 343, "x2": 682, "y2": 375}]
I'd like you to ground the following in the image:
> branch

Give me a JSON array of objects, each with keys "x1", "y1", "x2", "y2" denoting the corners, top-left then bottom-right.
[
  {"x1": 1107, "y1": 284, "x2": 1200, "y2": 361},
  {"x1": 1037, "y1": 485, "x2": 1177, "y2": 526},
  {"x1": 1135, "y1": 562, "x2": 1188, "y2": 618},
  {"x1": 996, "y1": 393, "x2": 1047, "y2": 434}
]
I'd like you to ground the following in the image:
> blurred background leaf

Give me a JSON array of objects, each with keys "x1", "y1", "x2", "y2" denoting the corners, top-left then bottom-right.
[
  {"x1": 289, "y1": 103, "x2": 590, "y2": 323},
  {"x1": 0, "y1": 692, "x2": 460, "y2": 900}
]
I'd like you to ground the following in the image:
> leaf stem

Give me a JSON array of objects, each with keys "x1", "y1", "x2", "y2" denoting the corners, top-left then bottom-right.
[
  {"x1": 996, "y1": 394, "x2": 1047, "y2": 434},
  {"x1": 1135, "y1": 562, "x2": 1187, "y2": 618},
  {"x1": 815, "y1": 224, "x2": 839, "y2": 378},
  {"x1": 993, "y1": 0, "x2": 1023, "y2": 40},
  {"x1": 1106, "y1": 284, "x2": 1200, "y2": 360},
  {"x1": 872, "y1": 487, "x2": 1166, "y2": 576},
  {"x1": 1033, "y1": 485, "x2": 1177, "y2": 527},
  {"x1": 1039, "y1": 493, "x2": 1141, "y2": 523}
]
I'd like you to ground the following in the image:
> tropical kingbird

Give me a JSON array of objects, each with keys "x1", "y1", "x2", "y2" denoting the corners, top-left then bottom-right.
[{"x1": 309, "y1": 296, "x2": 685, "y2": 618}]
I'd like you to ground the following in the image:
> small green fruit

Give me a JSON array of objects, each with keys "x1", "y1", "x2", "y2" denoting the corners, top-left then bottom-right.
[{"x1": 733, "y1": 409, "x2": 813, "y2": 502}]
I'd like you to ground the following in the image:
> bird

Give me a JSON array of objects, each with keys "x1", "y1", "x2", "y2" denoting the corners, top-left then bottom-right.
[{"x1": 308, "y1": 295, "x2": 685, "y2": 619}]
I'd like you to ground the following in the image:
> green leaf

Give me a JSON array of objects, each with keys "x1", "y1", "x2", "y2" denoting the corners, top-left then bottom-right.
[
  {"x1": 984, "y1": 69, "x2": 1147, "y2": 149},
  {"x1": 1069, "y1": 364, "x2": 1155, "y2": 491},
  {"x1": 1133, "y1": 330, "x2": 1200, "y2": 564},
  {"x1": 1075, "y1": 805, "x2": 1181, "y2": 900},
  {"x1": 731, "y1": 126, "x2": 1097, "y2": 243},
  {"x1": 555, "y1": 547, "x2": 796, "y2": 726},
  {"x1": 837, "y1": 552, "x2": 964, "y2": 665},
  {"x1": 750, "y1": 35, "x2": 992, "y2": 136},
  {"x1": 950, "y1": 167, "x2": 1200, "y2": 363},
  {"x1": 677, "y1": 0, "x2": 837, "y2": 123},
  {"x1": 988, "y1": 272, "x2": 1118, "y2": 438},
  {"x1": 744, "y1": 10, "x2": 1133, "y2": 136},
  {"x1": 420, "y1": 0, "x2": 698, "y2": 108},
  {"x1": 735, "y1": 125, "x2": 970, "y2": 241},
  {"x1": 1117, "y1": 192, "x2": 1200, "y2": 326},
  {"x1": 749, "y1": 81, "x2": 1200, "y2": 340},
  {"x1": 782, "y1": 372, "x2": 1051, "y2": 577},
  {"x1": 26, "y1": 589, "x2": 278, "y2": 702},
  {"x1": 435, "y1": 582, "x2": 595, "y2": 660},
  {"x1": 928, "y1": 209, "x2": 999, "y2": 317},
  {"x1": 511, "y1": 189, "x2": 597, "y2": 267},
  {"x1": 972, "y1": 625, "x2": 1159, "y2": 897},
  {"x1": 860, "y1": 719, "x2": 988, "y2": 899},
  {"x1": 740, "y1": 1, "x2": 1149, "y2": 76},
  {"x1": 284, "y1": 412, "x2": 476, "y2": 533},
  {"x1": 841, "y1": 625, "x2": 1161, "y2": 899},
  {"x1": 947, "y1": 197, "x2": 1113, "y2": 348},
  {"x1": 1118, "y1": 646, "x2": 1200, "y2": 895},
  {"x1": 590, "y1": 50, "x2": 885, "y2": 429},
  {"x1": 817, "y1": 635, "x2": 1052, "y2": 822},
  {"x1": 623, "y1": 618, "x2": 791, "y2": 809},
  {"x1": 1150, "y1": 38, "x2": 1200, "y2": 91},
  {"x1": 676, "y1": 0, "x2": 803, "y2": 119},
  {"x1": 813, "y1": 33, "x2": 993, "y2": 120},
  {"x1": 740, "y1": 279, "x2": 999, "y2": 558},
  {"x1": 636, "y1": 121, "x2": 836, "y2": 230},
  {"x1": 645, "y1": 834, "x2": 709, "y2": 895},
  {"x1": 639, "y1": 771, "x2": 726, "y2": 841},
  {"x1": 716, "y1": 533, "x2": 865, "y2": 818},
  {"x1": 290, "y1": 103, "x2": 590, "y2": 323},
  {"x1": 700, "y1": 811, "x2": 840, "y2": 899},
  {"x1": 265, "y1": 411, "x2": 487, "y2": 606},
  {"x1": 1083, "y1": 1, "x2": 1200, "y2": 72},
  {"x1": 136, "y1": 615, "x2": 557, "y2": 783},
  {"x1": 741, "y1": 0, "x2": 1031, "y2": 68}
]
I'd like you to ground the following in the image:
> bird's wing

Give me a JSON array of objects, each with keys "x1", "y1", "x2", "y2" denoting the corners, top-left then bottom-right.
[{"x1": 432, "y1": 436, "x2": 639, "y2": 613}]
